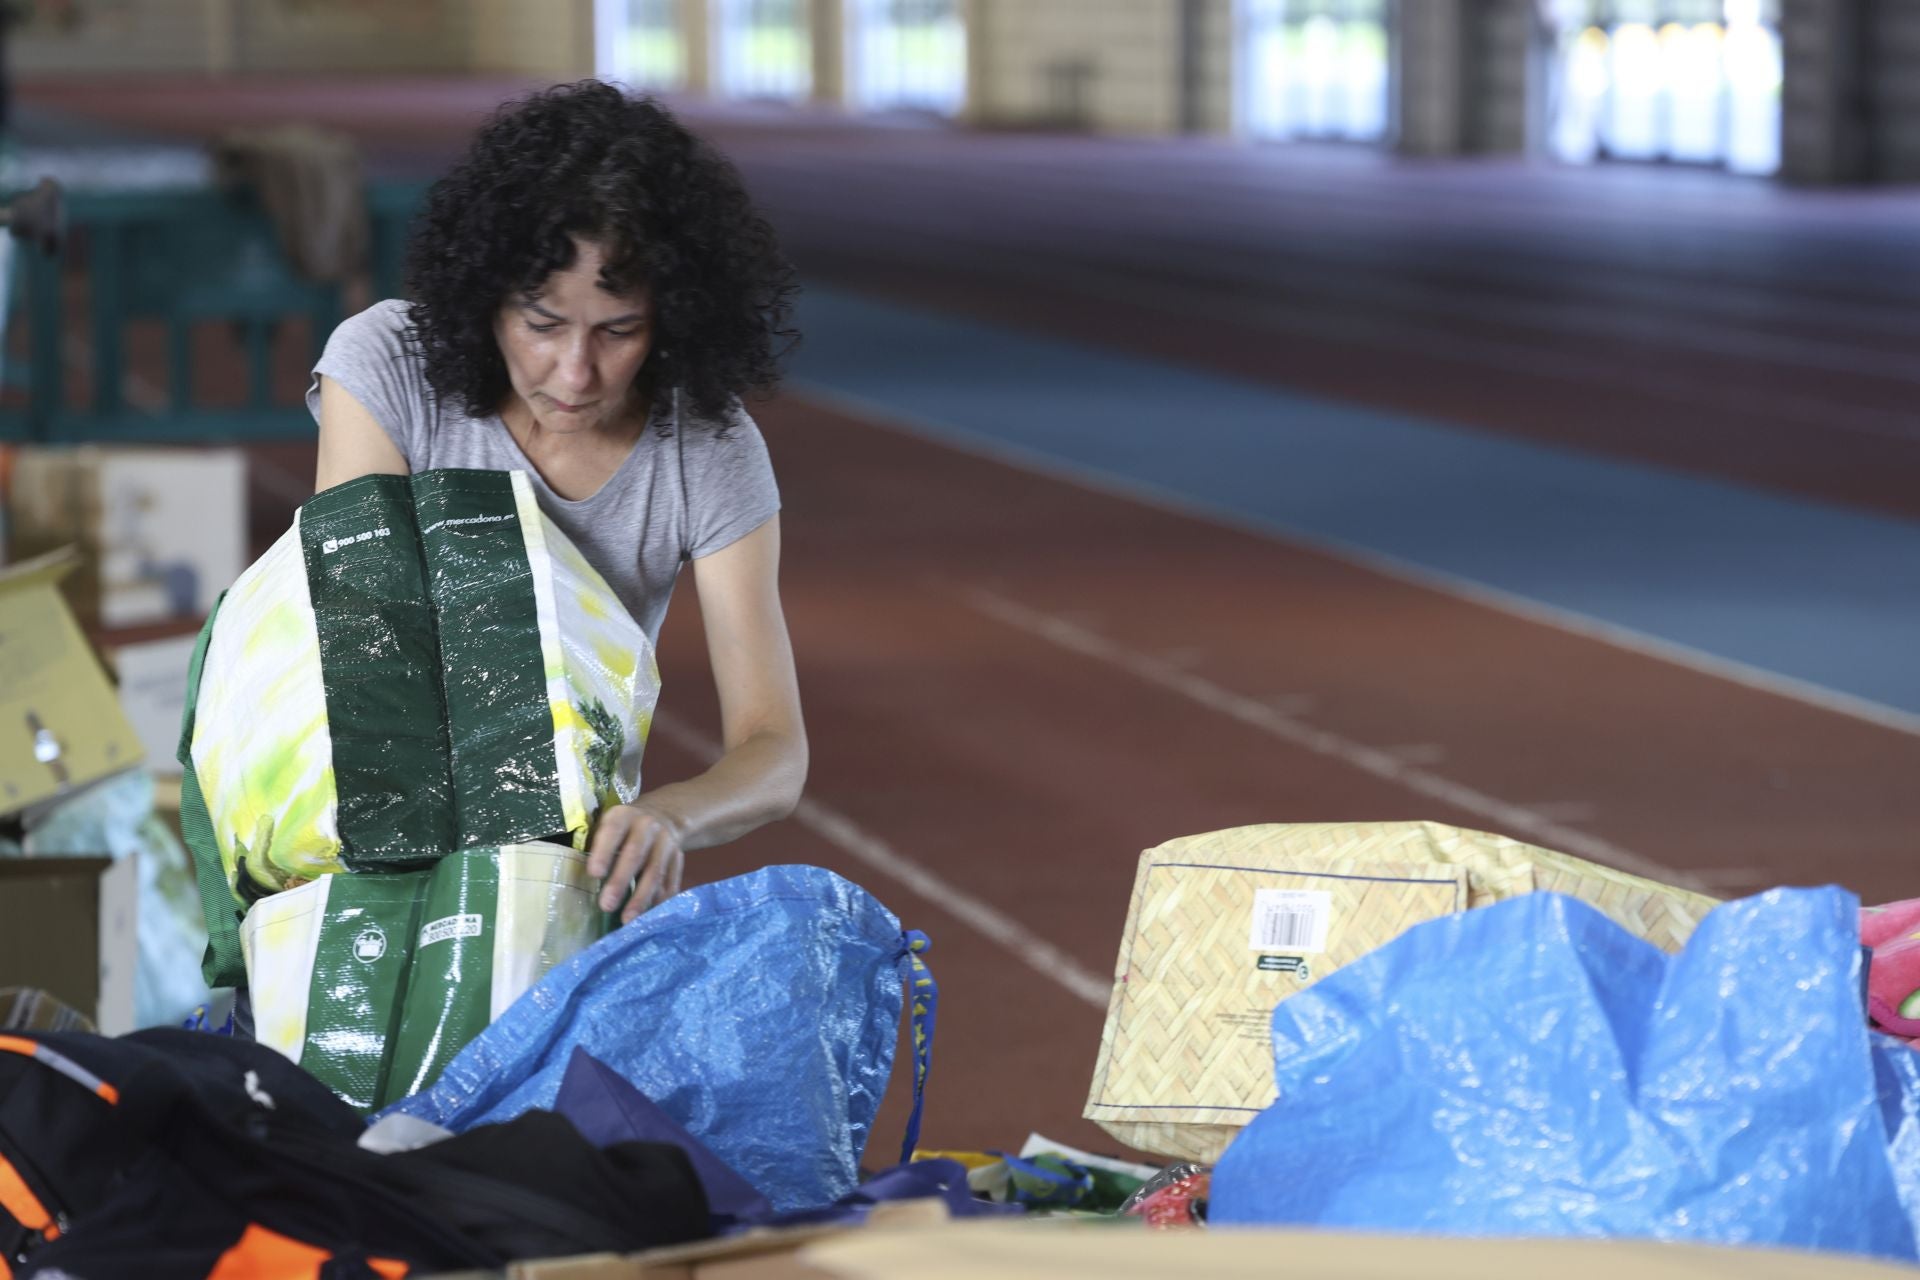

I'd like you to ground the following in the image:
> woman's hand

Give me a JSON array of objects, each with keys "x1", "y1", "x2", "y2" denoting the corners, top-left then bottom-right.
[
  {"x1": 587, "y1": 802, "x2": 687, "y2": 924},
  {"x1": 578, "y1": 518, "x2": 806, "y2": 924}
]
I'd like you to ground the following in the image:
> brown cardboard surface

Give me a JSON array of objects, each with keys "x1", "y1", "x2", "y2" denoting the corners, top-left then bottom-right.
[
  {"x1": 451, "y1": 1200, "x2": 951, "y2": 1279},
  {"x1": 0, "y1": 548, "x2": 147, "y2": 815},
  {"x1": 498, "y1": 1247, "x2": 834, "y2": 1280},
  {"x1": 800, "y1": 1223, "x2": 1920, "y2": 1280},
  {"x1": 484, "y1": 1230, "x2": 839, "y2": 1280},
  {"x1": 692, "y1": 1253, "x2": 837, "y2": 1280},
  {"x1": 0, "y1": 854, "x2": 138, "y2": 1032}
]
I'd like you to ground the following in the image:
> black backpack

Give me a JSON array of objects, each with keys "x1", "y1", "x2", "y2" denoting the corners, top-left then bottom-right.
[{"x1": 0, "y1": 1028, "x2": 709, "y2": 1278}]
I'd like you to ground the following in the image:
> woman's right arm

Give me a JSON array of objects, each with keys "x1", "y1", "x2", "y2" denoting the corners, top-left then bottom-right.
[{"x1": 314, "y1": 374, "x2": 411, "y2": 491}]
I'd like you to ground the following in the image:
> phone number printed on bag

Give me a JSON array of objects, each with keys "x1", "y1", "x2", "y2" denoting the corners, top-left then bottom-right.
[
  {"x1": 419, "y1": 913, "x2": 485, "y2": 948},
  {"x1": 1249, "y1": 889, "x2": 1332, "y2": 954},
  {"x1": 321, "y1": 527, "x2": 391, "y2": 555}
]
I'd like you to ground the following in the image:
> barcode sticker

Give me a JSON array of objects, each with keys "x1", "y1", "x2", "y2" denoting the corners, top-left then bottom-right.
[
  {"x1": 419, "y1": 913, "x2": 484, "y2": 948},
  {"x1": 1249, "y1": 889, "x2": 1332, "y2": 953}
]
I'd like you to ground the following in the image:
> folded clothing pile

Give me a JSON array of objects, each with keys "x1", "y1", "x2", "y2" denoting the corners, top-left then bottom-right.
[{"x1": 0, "y1": 1027, "x2": 711, "y2": 1279}]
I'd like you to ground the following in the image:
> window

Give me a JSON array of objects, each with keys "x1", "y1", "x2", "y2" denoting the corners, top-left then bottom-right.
[
  {"x1": 1238, "y1": 0, "x2": 1392, "y2": 142},
  {"x1": 713, "y1": 0, "x2": 813, "y2": 102},
  {"x1": 596, "y1": 0, "x2": 686, "y2": 91},
  {"x1": 846, "y1": 0, "x2": 966, "y2": 116},
  {"x1": 1543, "y1": 0, "x2": 1781, "y2": 175}
]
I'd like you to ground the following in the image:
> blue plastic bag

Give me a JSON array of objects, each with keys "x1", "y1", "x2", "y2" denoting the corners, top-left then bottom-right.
[
  {"x1": 1874, "y1": 1029, "x2": 1920, "y2": 1243},
  {"x1": 1211, "y1": 888, "x2": 1920, "y2": 1262},
  {"x1": 379, "y1": 865, "x2": 930, "y2": 1212}
]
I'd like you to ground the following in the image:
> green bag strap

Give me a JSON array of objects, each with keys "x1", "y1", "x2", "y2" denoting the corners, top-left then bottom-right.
[{"x1": 177, "y1": 590, "x2": 248, "y2": 990}]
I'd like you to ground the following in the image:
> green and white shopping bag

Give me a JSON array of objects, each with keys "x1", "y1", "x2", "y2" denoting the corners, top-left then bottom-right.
[
  {"x1": 179, "y1": 468, "x2": 658, "y2": 990},
  {"x1": 240, "y1": 843, "x2": 610, "y2": 1110}
]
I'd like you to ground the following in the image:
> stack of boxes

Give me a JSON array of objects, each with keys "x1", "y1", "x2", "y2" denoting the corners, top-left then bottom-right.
[{"x1": 0, "y1": 444, "x2": 248, "y2": 1029}]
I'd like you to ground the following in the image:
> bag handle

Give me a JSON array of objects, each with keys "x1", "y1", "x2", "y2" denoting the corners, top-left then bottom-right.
[{"x1": 898, "y1": 930, "x2": 937, "y2": 1166}]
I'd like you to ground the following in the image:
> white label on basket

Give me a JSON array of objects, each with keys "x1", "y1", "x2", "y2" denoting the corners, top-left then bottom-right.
[
  {"x1": 419, "y1": 913, "x2": 484, "y2": 948},
  {"x1": 1250, "y1": 889, "x2": 1332, "y2": 953}
]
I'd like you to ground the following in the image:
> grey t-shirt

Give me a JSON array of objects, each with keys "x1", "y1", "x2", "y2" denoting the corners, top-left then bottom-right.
[{"x1": 306, "y1": 300, "x2": 780, "y2": 647}]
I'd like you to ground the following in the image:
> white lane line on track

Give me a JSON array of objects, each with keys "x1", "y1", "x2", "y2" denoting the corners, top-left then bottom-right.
[
  {"x1": 791, "y1": 381, "x2": 1920, "y2": 742},
  {"x1": 963, "y1": 586, "x2": 1705, "y2": 893},
  {"x1": 650, "y1": 708, "x2": 1113, "y2": 1009}
]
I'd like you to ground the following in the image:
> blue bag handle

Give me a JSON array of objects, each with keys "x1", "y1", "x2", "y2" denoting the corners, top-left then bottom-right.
[
  {"x1": 899, "y1": 930, "x2": 937, "y2": 1165},
  {"x1": 181, "y1": 1005, "x2": 235, "y2": 1036}
]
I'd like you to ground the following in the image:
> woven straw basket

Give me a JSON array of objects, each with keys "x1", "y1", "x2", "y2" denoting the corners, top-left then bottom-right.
[{"x1": 1083, "y1": 821, "x2": 1718, "y2": 1164}]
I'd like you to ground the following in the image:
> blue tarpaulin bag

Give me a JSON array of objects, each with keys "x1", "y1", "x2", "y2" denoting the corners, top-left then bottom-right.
[
  {"x1": 1211, "y1": 887, "x2": 1920, "y2": 1263},
  {"x1": 378, "y1": 865, "x2": 936, "y2": 1213}
]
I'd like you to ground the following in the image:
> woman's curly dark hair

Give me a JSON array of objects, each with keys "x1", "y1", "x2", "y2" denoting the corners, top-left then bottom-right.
[{"x1": 404, "y1": 81, "x2": 798, "y2": 425}]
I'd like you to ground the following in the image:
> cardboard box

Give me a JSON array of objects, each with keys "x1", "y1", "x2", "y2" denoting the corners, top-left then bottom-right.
[
  {"x1": 495, "y1": 1230, "x2": 838, "y2": 1279},
  {"x1": 799, "y1": 1221, "x2": 1918, "y2": 1279},
  {"x1": 438, "y1": 1212, "x2": 1910, "y2": 1280},
  {"x1": 0, "y1": 854, "x2": 138, "y2": 1034},
  {"x1": 1083, "y1": 822, "x2": 1720, "y2": 1163},
  {"x1": 431, "y1": 1202, "x2": 948, "y2": 1279},
  {"x1": 5, "y1": 445, "x2": 246, "y2": 629},
  {"x1": 104, "y1": 631, "x2": 201, "y2": 779},
  {"x1": 0, "y1": 548, "x2": 147, "y2": 814}
]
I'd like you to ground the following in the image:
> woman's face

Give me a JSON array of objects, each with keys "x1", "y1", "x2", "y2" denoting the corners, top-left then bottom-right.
[{"x1": 494, "y1": 238, "x2": 654, "y2": 437}]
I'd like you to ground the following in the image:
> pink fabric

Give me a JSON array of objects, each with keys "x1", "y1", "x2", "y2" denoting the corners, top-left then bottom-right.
[{"x1": 1862, "y1": 900, "x2": 1920, "y2": 1045}]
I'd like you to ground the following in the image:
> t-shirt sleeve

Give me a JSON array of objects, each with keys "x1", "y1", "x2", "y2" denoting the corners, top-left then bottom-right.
[
  {"x1": 683, "y1": 402, "x2": 783, "y2": 560},
  {"x1": 305, "y1": 299, "x2": 434, "y2": 469}
]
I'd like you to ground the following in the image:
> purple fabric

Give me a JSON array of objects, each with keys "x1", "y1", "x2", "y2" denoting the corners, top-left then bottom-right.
[
  {"x1": 554, "y1": 1048, "x2": 772, "y2": 1223},
  {"x1": 552, "y1": 1048, "x2": 1017, "y2": 1230},
  {"x1": 758, "y1": 1158, "x2": 1020, "y2": 1228}
]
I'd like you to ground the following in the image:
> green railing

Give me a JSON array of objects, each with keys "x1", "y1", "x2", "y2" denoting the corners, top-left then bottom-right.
[{"x1": 1, "y1": 180, "x2": 426, "y2": 443}]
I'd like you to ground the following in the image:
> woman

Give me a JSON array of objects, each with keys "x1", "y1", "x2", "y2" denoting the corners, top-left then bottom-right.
[{"x1": 310, "y1": 82, "x2": 806, "y2": 925}]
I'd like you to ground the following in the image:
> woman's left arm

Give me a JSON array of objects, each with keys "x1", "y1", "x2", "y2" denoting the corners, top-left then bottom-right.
[{"x1": 587, "y1": 515, "x2": 809, "y2": 922}]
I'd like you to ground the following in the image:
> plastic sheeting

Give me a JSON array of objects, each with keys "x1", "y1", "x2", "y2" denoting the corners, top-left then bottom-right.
[
  {"x1": 1210, "y1": 888, "x2": 1920, "y2": 1263},
  {"x1": 1876, "y1": 1035, "x2": 1920, "y2": 1246},
  {"x1": 380, "y1": 865, "x2": 915, "y2": 1213}
]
